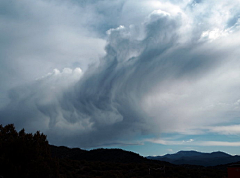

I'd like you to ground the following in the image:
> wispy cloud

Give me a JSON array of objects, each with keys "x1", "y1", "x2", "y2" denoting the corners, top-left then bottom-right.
[
  {"x1": 207, "y1": 125, "x2": 240, "y2": 135},
  {"x1": 199, "y1": 141, "x2": 240, "y2": 147},
  {"x1": 146, "y1": 139, "x2": 195, "y2": 145},
  {"x1": 147, "y1": 138, "x2": 240, "y2": 147},
  {"x1": 1, "y1": 0, "x2": 240, "y2": 148}
]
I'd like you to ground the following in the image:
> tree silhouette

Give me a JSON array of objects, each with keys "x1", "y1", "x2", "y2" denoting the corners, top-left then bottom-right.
[{"x1": 0, "y1": 124, "x2": 60, "y2": 178}]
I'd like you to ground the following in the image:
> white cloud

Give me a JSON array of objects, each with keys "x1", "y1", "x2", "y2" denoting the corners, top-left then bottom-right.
[
  {"x1": 167, "y1": 149, "x2": 173, "y2": 152},
  {"x1": 147, "y1": 138, "x2": 240, "y2": 147},
  {"x1": 147, "y1": 138, "x2": 195, "y2": 145},
  {"x1": 0, "y1": 0, "x2": 106, "y2": 107},
  {"x1": 207, "y1": 125, "x2": 240, "y2": 135},
  {"x1": 199, "y1": 141, "x2": 240, "y2": 147},
  {"x1": 200, "y1": 28, "x2": 228, "y2": 41}
]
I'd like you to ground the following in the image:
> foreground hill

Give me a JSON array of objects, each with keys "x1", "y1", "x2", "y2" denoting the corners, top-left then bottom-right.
[
  {"x1": 50, "y1": 145, "x2": 229, "y2": 178},
  {"x1": 147, "y1": 150, "x2": 240, "y2": 166}
]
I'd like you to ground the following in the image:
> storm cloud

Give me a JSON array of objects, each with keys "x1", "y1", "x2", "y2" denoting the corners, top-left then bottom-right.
[{"x1": 1, "y1": 0, "x2": 240, "y2": 148}]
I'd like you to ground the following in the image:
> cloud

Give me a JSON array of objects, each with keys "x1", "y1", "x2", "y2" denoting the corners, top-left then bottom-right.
[
  {"x1": 0, "y1": 0, "x2": 106, "y2": 107},
  {"x1": 147, "y1": 139, "x2": 195, "y2": 145},
  {"x1": 146, "y1": 138, "x2": 240, "y2": 147},
  {"x1": 0, "y1": 68, "x2": 84, "y2": 132},
  {"x1": 167, "y1": 149, "x2": 173, "y2": 152},
  {"x1": 207, "y1": 125, "x2": 240, "y2": 135},
  {"x1": 199, "y1": 141, "x2": 240, "y2": 147},
  {"x1": 1, "y1": 0, "x2": 240, "y2": 148}
]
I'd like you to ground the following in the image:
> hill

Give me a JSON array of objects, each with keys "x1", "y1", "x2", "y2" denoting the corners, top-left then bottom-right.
[{"x1": 50, "y1": 145, "x2": 149, "y2": 163}]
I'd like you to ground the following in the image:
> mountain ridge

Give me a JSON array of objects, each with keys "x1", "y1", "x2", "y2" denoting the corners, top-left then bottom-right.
[
  {"x1": 147, "y1": 150, "x2": 240, "y2": 166},
  {"x1": 50, "y1": 145, "x2": 153, "y2": 163}
]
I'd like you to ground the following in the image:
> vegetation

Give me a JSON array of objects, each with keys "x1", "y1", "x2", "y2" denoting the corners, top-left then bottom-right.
[
  {"x1": 0, "y1": 124, "x2": 228, "y2": 178},
  {"x1": 0, "y1": 124, "x2": 60, "y2": 178}
]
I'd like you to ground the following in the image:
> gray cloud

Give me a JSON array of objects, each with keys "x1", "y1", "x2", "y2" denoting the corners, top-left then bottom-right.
[
  {"x1": 1, "y1": 0, "x2": 240, "y2": 148},
  {"x1": 0, "y1": 0, "x2": 106, "y2": 106}
]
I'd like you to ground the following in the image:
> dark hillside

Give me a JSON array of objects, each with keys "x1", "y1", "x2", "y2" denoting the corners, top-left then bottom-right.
[
  {"x1": 50, "y1": 145, "x2": 148, "y2": 163},
  {"x1": 0, "y1": 124, "x2": 229, "y2": 178}
]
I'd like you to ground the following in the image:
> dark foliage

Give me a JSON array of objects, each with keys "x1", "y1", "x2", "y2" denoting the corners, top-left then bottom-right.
[
  {"x1": 0, "y1": 124, "x2": 60, "y2": 178},
  {"x1": 50, "y1": 145, "x2": 148, "y2": 163}
]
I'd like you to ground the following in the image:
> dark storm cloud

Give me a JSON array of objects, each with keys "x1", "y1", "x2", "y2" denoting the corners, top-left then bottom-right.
[{"x1": 1, "y1": 0, "x2": 240, "y2": 148}]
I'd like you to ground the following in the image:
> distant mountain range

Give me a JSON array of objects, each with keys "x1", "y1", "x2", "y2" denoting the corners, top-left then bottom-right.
[
  {"x1": 147, "y1": 150, "x2": 240, "y2": 166},
  {"x1": 51, "y1": 146, "x2": 240, "y2": 167}
]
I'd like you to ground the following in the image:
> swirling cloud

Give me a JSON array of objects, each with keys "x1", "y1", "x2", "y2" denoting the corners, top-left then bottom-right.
[{"x1": 1, "y1": 0, "x2": 240, "y2": 149}]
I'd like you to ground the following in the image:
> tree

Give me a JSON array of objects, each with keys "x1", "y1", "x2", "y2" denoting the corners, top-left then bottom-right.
[{"x1": 0, "y1": 124, "x2": 60, "y2": 178}]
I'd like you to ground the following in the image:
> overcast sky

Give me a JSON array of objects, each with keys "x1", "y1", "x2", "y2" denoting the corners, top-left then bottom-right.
[{"x1": 1, "y1": 0, "x2": 240, "y2": 156}]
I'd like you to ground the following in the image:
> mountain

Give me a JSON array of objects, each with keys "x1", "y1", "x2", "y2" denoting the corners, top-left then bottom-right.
[
  {"x1": 50, "y1": 145, "x2": 150, "y2": 163},
  {"x1": 147, "y1": 150, "x2": 240, "y2": 166}
]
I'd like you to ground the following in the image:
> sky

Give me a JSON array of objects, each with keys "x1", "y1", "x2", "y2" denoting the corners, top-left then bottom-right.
[{"x1": 1, "y1": 0, "x2": 240, "y2": 157}]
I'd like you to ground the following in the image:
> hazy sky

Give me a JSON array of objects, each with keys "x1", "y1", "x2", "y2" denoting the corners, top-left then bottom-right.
[{"x1": 1, "y1": 0, "x2": 240, "y2": 156}]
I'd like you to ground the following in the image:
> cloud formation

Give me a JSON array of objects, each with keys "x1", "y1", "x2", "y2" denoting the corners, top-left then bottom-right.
[
  {"x1": 1, "y1": 0, "x2": 240, "y2": 148},
  {"x1": 0, "y1": 0, "x2": 106, "y2": 107}
]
